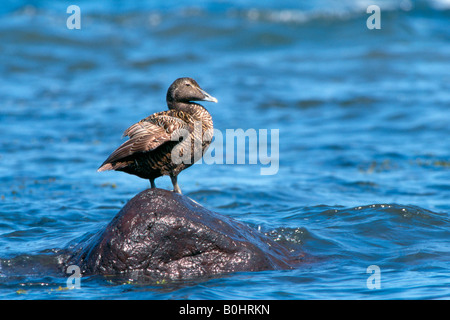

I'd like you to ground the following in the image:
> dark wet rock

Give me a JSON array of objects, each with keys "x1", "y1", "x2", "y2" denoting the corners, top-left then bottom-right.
[{"x1": 69, "y1": 188, "x2": 303, "y2": 280}]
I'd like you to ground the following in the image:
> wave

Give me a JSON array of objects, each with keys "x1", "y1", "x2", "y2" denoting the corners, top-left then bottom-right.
[
  {"x1": 268, "y1": 203, "x2": 450, "y2": 264},
  {"x1": 2, "y1": 0, "x2": 449, "y2": 18},
  {"x1": 227, "y1": 0, "x2": 449, "y2": 25}
]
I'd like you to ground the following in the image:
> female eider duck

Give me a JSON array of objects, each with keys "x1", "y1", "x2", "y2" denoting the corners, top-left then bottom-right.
[{"x1": 98, "y1": 77, "x2": 218, "y2": 194}]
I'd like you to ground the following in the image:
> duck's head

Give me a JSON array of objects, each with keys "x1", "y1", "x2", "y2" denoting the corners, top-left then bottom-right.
[{"x1": 166, "y1": 77, "x2": 218, "y2": 109}]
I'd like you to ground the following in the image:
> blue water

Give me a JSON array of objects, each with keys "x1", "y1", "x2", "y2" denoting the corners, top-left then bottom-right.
[{"x1": 0, "y1": 0, "x2": 449, "y2": 299}]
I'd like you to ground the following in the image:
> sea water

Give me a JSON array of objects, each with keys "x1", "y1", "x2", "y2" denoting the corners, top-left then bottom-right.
[{"x1": 0, "y1": 0, "x2": 449, "y2": 299}]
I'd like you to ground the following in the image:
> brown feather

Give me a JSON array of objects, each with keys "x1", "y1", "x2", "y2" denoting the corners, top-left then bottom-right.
[{"x1": 98, "y1": 110, "x2": 193, "y2": 171}]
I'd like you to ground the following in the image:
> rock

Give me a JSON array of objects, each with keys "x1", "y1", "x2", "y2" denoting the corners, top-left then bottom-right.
[{"x1": 69, "y1": 188, "x2": 303, "y2": 280}]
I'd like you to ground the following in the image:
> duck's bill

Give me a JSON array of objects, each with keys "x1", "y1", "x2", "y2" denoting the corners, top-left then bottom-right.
[{"x1": 199, "y1": 89, "x2": 218, "y2": 103}]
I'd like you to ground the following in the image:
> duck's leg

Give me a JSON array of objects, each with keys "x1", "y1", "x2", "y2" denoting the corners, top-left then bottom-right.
[
  {"x1": 149, "y1": 178, "x2": 156, "y2": 189},
  {"x1": 170, "y1": 175, "x2": 182, "y2": 194}
]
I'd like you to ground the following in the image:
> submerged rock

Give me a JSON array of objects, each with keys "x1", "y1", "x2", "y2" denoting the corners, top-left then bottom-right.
[{"x1": 69, "y1": 188, "x2": 303, "y2": 280}]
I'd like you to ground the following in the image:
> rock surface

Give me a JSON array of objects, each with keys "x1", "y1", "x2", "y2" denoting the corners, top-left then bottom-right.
[{"x1": 69, "y1": 188, "x2": 303, "y2": 280}]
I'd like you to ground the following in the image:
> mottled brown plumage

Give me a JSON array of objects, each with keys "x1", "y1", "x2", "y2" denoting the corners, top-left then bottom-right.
[{"x1": 98, "y1": 77, "x2": 217, "y2": 194}]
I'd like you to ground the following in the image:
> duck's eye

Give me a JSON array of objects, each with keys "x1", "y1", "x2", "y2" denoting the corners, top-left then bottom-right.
[{"x1": 185, "y1": 83, "x2": 191, "y2": 87}]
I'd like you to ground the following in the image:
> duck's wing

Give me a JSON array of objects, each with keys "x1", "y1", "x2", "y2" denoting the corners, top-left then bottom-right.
[{"x1": 98, "y1": 112, "x2": 191, "y2": 171}]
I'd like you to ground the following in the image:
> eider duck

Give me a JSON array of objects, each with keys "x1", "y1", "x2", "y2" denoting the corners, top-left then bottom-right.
[{"x1": 98, "y1": 77, "x2": 217, "y2": 194}]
